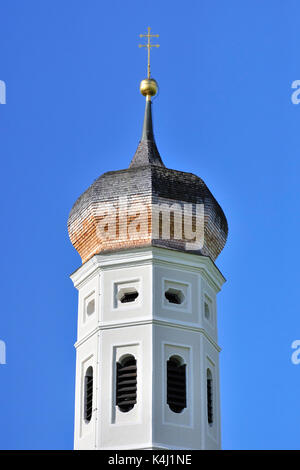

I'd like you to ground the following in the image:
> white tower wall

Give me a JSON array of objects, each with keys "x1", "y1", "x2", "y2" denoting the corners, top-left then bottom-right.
[{"x1": 71, "y1": 247, "x2": 225, "y2": 450}]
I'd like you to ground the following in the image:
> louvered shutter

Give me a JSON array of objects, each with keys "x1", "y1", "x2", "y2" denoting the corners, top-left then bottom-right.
[
  {"x1": 84, "y1": 368, "x2": 93, "y2": 422},
  {"x1": 207, "y1": 372, "x2": 213, "y2": 425},
  {"x1": 167, "y1": 359, "x2": 186, "y2": 413},
  {"x1": 116, "y1": 356, "x2": 137, "y2": 412}
]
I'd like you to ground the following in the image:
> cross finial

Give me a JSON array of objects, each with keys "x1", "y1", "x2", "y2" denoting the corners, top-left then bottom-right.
[{"x1": 139, "y1": 27, "x2": 159, "y2": 79}]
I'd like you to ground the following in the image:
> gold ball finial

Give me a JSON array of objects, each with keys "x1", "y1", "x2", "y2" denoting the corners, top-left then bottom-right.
[{"x1": 140, "y1": 78, "x2": 158, "y2": 100}]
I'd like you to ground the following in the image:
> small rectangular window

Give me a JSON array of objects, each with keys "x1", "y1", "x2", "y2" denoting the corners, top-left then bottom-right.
[
  {"x1": 114, "y1": 280, "x2": 140, "y2": 308},
  {"x1": 84, "y1": 292, "x2": 95, "y2": 322},
  {"x1": 204, "y1": 295, "x2": 214, "y2": 325}
]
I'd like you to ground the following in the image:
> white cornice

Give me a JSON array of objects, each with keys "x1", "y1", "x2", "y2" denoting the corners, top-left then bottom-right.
[
  {"x1": 74, "y1": 319, "x2": 221, "y2": 352},
  {"x1": 70, "y1": 246, "x2": 225, "y2": 291},
  {"x1": 70, "y1": 256, "x2": 100, "y2": 289}
]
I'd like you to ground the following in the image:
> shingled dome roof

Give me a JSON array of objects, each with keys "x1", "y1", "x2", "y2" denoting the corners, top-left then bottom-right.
[{"x1": 68, "y1": 100, "x2": 228, "y2": 264}]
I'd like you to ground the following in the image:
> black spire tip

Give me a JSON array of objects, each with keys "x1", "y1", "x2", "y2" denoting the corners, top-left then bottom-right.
[
  {"x1": 129, "y1": 99, "x2": 165, "y2": 168},
  {"x1": 141, "y1": 99, "x2": 155, "y2": 141}
]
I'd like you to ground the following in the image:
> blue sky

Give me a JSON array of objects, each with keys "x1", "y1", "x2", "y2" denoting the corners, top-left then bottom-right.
[{"x1": 1, "y1": 0, "x2": 300, "y2": 450}]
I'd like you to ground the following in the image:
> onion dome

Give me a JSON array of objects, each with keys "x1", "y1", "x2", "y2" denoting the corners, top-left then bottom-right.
[{"x1": 68, "y1": 76, "x2": 228, "y2": 264}]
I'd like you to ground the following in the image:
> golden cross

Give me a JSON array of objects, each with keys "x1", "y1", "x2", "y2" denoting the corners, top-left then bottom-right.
[{"x1": 139, "y1": 27, "x2": 159, "y2": 79}]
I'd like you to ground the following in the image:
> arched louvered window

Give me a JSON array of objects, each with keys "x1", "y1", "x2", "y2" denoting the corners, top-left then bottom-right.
[
  {"x1": 167, "y1": 356, "x2": 186, "y2": 413},
  {"x1": 84, "y1": 366, "x2": 93, "y2": 422},
  {"x1": 116, "y1": 355, "x2": 137, "y2": 412},
  {"x1": 207, "y1": 368, "x2": 213, "y2": 425}
]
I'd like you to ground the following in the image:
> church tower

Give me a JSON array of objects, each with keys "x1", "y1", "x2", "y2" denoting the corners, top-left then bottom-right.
[{"x1": 68, "y1": 28, "x2": 228, "y2": 450}]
